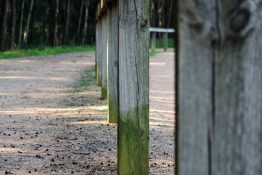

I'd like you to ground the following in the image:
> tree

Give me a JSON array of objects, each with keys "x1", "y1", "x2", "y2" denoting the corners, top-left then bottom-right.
[
  {"x1": 77, "y1": 0, "x2": 85, "y2": 44},
  {"x1": 176, "y1": 0, "x2": 262, "y2": 174},
  {"x1": 0, "y1": 0, "x2": 9, "y2": 51},
  {"x1": 49, "y1": 0, "x2": 59, "y2": 46},
  {"x1": 9, "y1": 0, "x2": 16, "y2": 49},
  {"x1": 63, "y1": 0, "x2": 71, "y2": 45},
  {"x1": 18, "y1": 0, "x2": 25, "y2": 47},
  {"x1": 82, "y1": 0, "x2": 90, "y2": 44},
  {"x1": 24, "y1": 0, "x2": 34, "y2": 44}
]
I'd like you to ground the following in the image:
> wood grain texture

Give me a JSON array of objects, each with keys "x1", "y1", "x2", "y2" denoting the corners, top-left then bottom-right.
[
  {"x1": 212, "y1": 1, "x2": 262, "y2": 175},
  {"x1": 176, "y1": 0, "x2": 262, "y2": 174},
  {"x1": 101, "y1": 13, "x2": 108, "y2": 100},
  {"x1": 96, "y1": 21, "x2": 102, "y2": 86},
  {"x1": 176, "y1": 1, "x2": 216, "y2": 174},
  {"x1": 118, "y1": 0, "x2": 150, "y2": 174},
  {"x1": 107, "y1": 6, "x2": 119, "y2": 124}
]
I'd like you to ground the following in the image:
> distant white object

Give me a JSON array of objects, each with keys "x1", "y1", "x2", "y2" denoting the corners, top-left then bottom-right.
[{"x1": 149, "y1": 27, "x2": 175, "y2": 33}]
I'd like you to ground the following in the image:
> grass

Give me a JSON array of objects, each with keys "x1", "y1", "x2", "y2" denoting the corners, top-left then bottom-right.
[
  {"x1": 63, "y1": 66, "x2": 96, "y2": 108},
  {"x1": 149, "y1": 50, "x2": 162, "y2": 57},
  {"x1": 149, "y1": 38, "x2": 174, "y2": 57},
  {"x1": 0, "y1": 45, "x2": 95, "y2": 59},
  {"x1": 151, "y1": 38, "x2": 174, "y2": 49},
  {"x1": 74, "y1": 66, "x2": 96, "y2": 92}
]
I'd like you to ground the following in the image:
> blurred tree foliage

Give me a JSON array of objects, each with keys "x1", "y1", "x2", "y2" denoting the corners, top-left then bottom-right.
[
  {"x1": 0, "y1": 0, "x2": 98, "y2": 51},
  {"x1": 0, "y1": 0, "x2": 174, "y2": 51}
]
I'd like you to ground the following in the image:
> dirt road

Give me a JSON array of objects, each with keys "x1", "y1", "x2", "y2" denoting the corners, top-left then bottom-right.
[{"x1": 0, "y1": 51, "x2": 174, "y2": 174}]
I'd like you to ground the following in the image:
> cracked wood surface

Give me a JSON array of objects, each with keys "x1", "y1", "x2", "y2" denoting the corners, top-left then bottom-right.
[
  {"x1": 118, "y1": 0, "x2": 150, "y2": 174},
  {"x1": 176, "y1": 0, "x2": 262, "y2": 175}
]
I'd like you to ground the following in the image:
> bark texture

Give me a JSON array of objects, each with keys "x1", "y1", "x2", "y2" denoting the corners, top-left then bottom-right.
[{"x1": 176, "y1": 0, "x2": 262, "y2": 175}]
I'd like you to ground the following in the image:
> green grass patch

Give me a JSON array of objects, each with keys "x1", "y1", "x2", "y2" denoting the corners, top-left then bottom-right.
[
  {"x1": 149, "y1": 50, "x2": 162, "y2": 57},
  {"x1": 64, "y1": 101, "x2": 77, "y2": 108},
  {"x1": 0, "y1": 45, "x2": 95, "y2": 59},
  {"x1": 74, "y1": 66, "x2": 96, "y2": 92},
  {"x1": 151, "y1": 38, "x2": 174, "y2": 49}
]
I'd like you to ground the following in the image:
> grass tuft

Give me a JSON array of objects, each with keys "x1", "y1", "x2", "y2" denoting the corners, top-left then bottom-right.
[{"x1": 74, "y1": 66, "x2": 96, "y2": 92}]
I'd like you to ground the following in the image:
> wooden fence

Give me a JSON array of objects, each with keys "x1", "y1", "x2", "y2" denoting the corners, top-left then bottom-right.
[
  {"x1": 95, "y1": 0, "x2": 150, "y2": 174},
  {"x1": 95, "y1": 0, "x2": 262, "y2": 175},
  {"x1": 176, "y1": 1, "x2": 262, "y2": 175}
]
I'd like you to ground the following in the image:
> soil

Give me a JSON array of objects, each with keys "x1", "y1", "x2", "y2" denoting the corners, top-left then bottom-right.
[{"x1": 0, "y1": 51, "x2": 175, "y2": 175}]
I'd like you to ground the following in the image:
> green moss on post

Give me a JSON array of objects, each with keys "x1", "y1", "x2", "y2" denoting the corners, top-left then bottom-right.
[
  {"x1": 96, "y1": 64, "x2": 102, "y2": 86},
  {"x1": 107, "y1": 6, "x2": 119, "y2": 124},
  {"x1": 101, "y1": 11, "x2": 108, "y2": 100},
  {"x1": 108, "y1": 100, "x2": 118, "y2": 123},
  {"x1": 96, "y1": 21, "x2": 102, "y2": 87},
  {"x1": 101, "y1": 87, "x2": 107, "y2": 100},
  {"x1": 118, "y1": 106, "x2": 149, "y2": 175},
  {"x1": 118, "y1": 0, "x2": 149, "y2": 174}
]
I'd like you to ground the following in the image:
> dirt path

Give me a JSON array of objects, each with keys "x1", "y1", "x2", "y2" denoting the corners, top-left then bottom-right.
[
  {"x1": 0, "y1": 51, "x2": 174, "y2": 174},
  {"x1": 149, "y1": 52, "x2": 175, "y2": 174}
]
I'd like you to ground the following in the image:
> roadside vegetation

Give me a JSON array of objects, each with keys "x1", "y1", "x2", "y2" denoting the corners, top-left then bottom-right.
[
  {"x1": 0, "y1": 45, "x2": 95, "y2": 59},
  {"x1": 74, "y1": 66, "x2": 97, "y2": 92}
]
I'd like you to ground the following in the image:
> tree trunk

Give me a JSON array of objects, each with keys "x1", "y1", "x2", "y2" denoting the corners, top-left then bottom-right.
[
  {"x1": 176, "y1": 0, "x2": 262, "y2": 175},
  {"x1": 24, "y1": 0, "x2": 34, "y2": 44},
  {"x1": 77, "y1": 0, "x2": 84, "y2": 43},
  {"x1": 0, "y1": 0, "x2": 9, "y2": 51},
  {"x1": 63, "y1": 0, "x2": 71, "y2": 45},
  {"x1": 166, "y1": 0, "x2": 173, "y2": 28},
  {"x1": 107, "y1": 6, "x2": 118, "y2": 124},
  {"x1": 49, "y1": 0, "x2": 59, "y2": 46},
  {"x1": 18, "y1": 0, "x2": 25, "y2": 47},
  {"x1": 118, "y1": 0, "x2": 150, "y2": 174},
  {"x1": 9, "y1": 0, "x2": 16, "y2": 50},
  {"x1": 82, "y1": 0, "x2": 90, "y2": 44}
]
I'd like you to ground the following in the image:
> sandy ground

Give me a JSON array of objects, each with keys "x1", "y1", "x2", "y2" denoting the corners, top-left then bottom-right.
[{"x1": 0, "y1": 51, "x2": 175, "y2": 174}]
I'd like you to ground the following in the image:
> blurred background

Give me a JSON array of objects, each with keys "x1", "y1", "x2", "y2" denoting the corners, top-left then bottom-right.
[{"x1": 0, "y1": 0, "x2": 175, "y2": 51}]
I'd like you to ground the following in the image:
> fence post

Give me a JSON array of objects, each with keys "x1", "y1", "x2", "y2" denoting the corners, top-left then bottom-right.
[
  {"x1": 101, "y1": 12, "x2": 108, "y2": 100},
  {"x1": 118, "y1": 0, "x2": 150, "y2": 174},
  {"x1": 96, "y1": 20, "x2": 102, "y2": 86},
  {"x1": 107, "y1": 5, "x2": 118, "y2": 124},
  {"x1": 151, "y1": 32, "x2": 156, "y2": 51},
  {"x1": 163, "y1": 32, "x2": 168, "y2": 51}
]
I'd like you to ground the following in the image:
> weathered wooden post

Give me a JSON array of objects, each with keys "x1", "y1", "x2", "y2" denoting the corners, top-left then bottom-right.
[
  {"x1": 107, "y1": 3, "x2": 118, "y2": 124},
  {"x1": 176, "y1": 0, "x2": 262, "y2": 175},
  {"x1": 151, "y1": 32, "x2": 156, "y2": 51},
  {"x1": 96, "y1": 3, "x2": 102, "y2": 87},
  {"x1": 163, "y1": 32, "x2": 168, "y2": 51},
  {"x1": 118, "y1": 0, "x2": 150, "y2": 174},
  {"x1": 96, "y1": 19, "x2": 103, "y2": 86},
  {"x1": 96, "y1": 21, "x2": 102, "y2": 86},
  {"x1": 101, "y1": 8, "x2": 108, "y2": 100}
]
